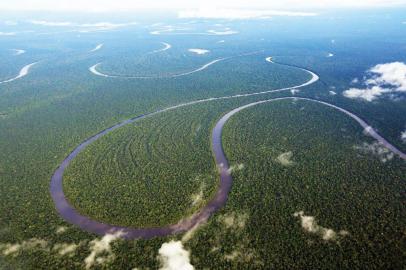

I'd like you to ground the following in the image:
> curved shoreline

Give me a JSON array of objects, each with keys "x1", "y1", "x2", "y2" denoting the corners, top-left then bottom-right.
[
  {"x1": 51, "y1": 57, "x2": 405, "y2": 239},
  {"x1": 0, "y1": 62, "x2": 37, "y2": 84},
  {"x1": 51, "y1": 58, "x2": 318, "y2": 239},
  {"x1": 89, "y1": 58, "x2": 226, "y2": 79},
  {"x1": 214, "y1": 97, "x2": 406, "y2": 162},
  {"x1": 88, "y1": 51, "x2": 260, "y2": 79}
]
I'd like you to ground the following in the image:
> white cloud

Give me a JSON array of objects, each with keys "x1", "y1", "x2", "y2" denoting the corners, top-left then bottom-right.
[
  {"x1": 329, "y1": 90, "x2": 337, "y2": 95},
  {"x1": 80, "y1": 22, "x2": 137, "y2": 29},
  {"x1": 30, "y1": 20, "x2": 73, "y2": 26},
  {"x1": 2, "y1": 0, "x2": 405, "y2": 12},
  {"x1": 226, "y1": 163, "x2": 244, "y2": 174},
  {"x1": 351, "y1": 78, "x2": 359, "y2": 84},
  {"x1": 327, "y1": 53, "x2": 334, "y2": 57},
  {"x1": 158, "y1": 241, "x2": 194, "y2": 270},
  {"x1": 290, "y1": 89, "x2": 300, "y2": 95},
  {"x1": 181, "y1": 224, "x2": 201, "y2": 242},
  {"x1": 188, "y1": 48, "x2": 210, "y2": 55},
  {"x1": 206, "y1": 29, "x2": 238, "y2": 35},
  {"x1": 401, "y1": 130, "x2": 406, "y2": 143},
  {"x1": 150, "y1": 25, "x2": 186, "y2": 35},
  {"x1": 4, "y1": 20, "x2": 18, "y2": 25},
  {"x1": 343, "y1": 86, "x2": 389, "y2": 102},
  {"x1": 0, "y1": 238, "x2": 48, "y2": 256},
  {"x1": 224, "y1": 250, "x2": 241, "y2": 261},
  {"x1": 28, "y1": 20, "x2": 137, "y2": 31},
  {"x1": 53, "y1": 243, "x2": 78, "y2": 256},
  {"x1": 178, "y1": 8, "x2": 317, "y2": 19},
  {"x1": 56, "y1": 226, "x2": 67, "y2": 234},
  {"x1": 0, "y1": 237, "x2": 83, "y2": 259},
  {"x1": 224, "y1": 249, "x2": 257, "y2": 263},
  {"x1": 218, "y1": 212, "x2": 248, "y2": 229},
  {"x1": 190, "y1": 182, "x2": 205, "y2": 206},
  {"x1": 343, "y1": 62, "x2": 406, "y2": 101},
  {"x1": 276, "y1": 151, "x2": 294, "y2": 166},
  {"x1": 149, "y1": 25, "x2": 237, "y2": 35},
  {"x1": 293, "y1": 211, "x2": 349, "y2": 241},
  {"x1": 84, "y1": 231, "x2": 124, "y2": 269},
  {"x1": 0, "y1": 32, "x2": 16, "y2": 36},
  {"x1": 367, "y1": 62, "x2": 406, "y2": 90},
  {"x1": 354, "y1": 141, "x2": 394, "y2": 162}
]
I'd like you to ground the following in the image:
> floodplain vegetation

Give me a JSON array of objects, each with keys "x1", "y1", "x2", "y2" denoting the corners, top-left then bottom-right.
[{"x1": 1, "y1": 15, "x2": 406, "y2": 269}]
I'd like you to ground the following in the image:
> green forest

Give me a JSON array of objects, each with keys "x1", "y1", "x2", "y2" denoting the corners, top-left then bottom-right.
[{"x1": 0, "y1": 11, "x2": 406, "y2": 269}]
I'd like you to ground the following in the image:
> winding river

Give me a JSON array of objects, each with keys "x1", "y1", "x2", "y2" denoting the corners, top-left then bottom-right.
[
  {"x1": 50, "y1": 57, "x2": 406, "y2": 239},
  {"x1": 0, "y1": 62, "x2": 37, "y2": 84},
  {"x1": 148, "y1": 42, "x2": 172, "y2": 54},
  {"x1": 90, "y1": 44, "x2": 103, "y2": 52},
  {"x1": 89, "y1": 51, "x2": 260, "y2": 79}
]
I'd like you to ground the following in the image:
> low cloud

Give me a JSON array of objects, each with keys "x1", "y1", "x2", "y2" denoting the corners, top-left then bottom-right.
[
  {"x1": 206, "y1": 29, "x2": 238, "y2": 35},
  {"x1": 226, "y1": 163, "x2": 244, "y2": 174},
  {"x1": 181, "y1": 224, "x2": 202, "y2": 243},
  {"x1": 4, "y1": 20, "x2": 17, "y2": 26},
  {"x1": 290, "y1": 89, "x2": 300, "y2": 95},
  {"x1": 53, "y1": 243, "x2": 78, "y2": 257},
  {"x1": 343, "y1": 86, "x2": 389, "y2": 102},
  {"x1": 190, "y1": 182, "x2": 205, "y2": 206},
  {"x1": 218, "y1": 212, "x2": 249, "y2": 229},
  {"x1": 209, "y1": 211, "x2": 263, "y2": 266},
  {"x1": 56, "y1": 226, "x2": 67, "y2": 234},
  {"x1": 150, "y1": 25, "x2": 188, "y2": 35},
  {"x1": 276, "y1": 151, "x2": 294, "y2": 166},
  {"x1": 351, "y1": 78, "x2": 359, "y2": 84},
  {"x1": 178, "y1": 9, "x2": 317, "y2": 19},
  {"x1": 293, "y1": 211, "x2": 349, "y2": 241},
  {"x1": 0, "y1": 32, "x2": 16, "y2": 36},
  {"x1": 188, "y1": 48, "x2": 210, "y2": 55},
  {"x1": 29, "y1": 20, "x2": 137, "y2": 31},
  {"x1": 158, "y1": 241, "x2": 194, "y2": 270},
  {"x1": 401, "y1": 130, "x2": 406, "y2": 143},
  {"x1": 149, "y1": 25, "x2": 236, "y2": 36},
  {"x1": 84, "y1": 231, "x2": 124, "y2": 269},
  {"x1": 343, "y1": 62, "x2": 406, "y2": 101},
  {"x1": 224, "y1": 249, "x2": 257, "y2": 263},
  {"x1": 329, "y1": 90, "x2": 337, "y2": 95},
  {"x1": 30, "y1": 20, "x2": 72, "y2": 26},
  {"x1": 79, "y1": 22, "x2": 137, "y2": 31},
  {"x1": 0, "y1": 237, "x2": 82, "y2": 258},
  {"x1": 367, "y1": 62, "x2": 406, "y2": 89},
  {"x1": 0, "y1": 238, "x2": 48, "y2": 256},
  {"x1": 354, "y1": 141, "x2": 394, "y2": 163}
]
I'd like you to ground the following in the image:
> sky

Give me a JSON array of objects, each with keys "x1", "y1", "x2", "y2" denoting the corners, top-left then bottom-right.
[{"x1": 1, "y1": 0, "x2": 406, "y2": 12}]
